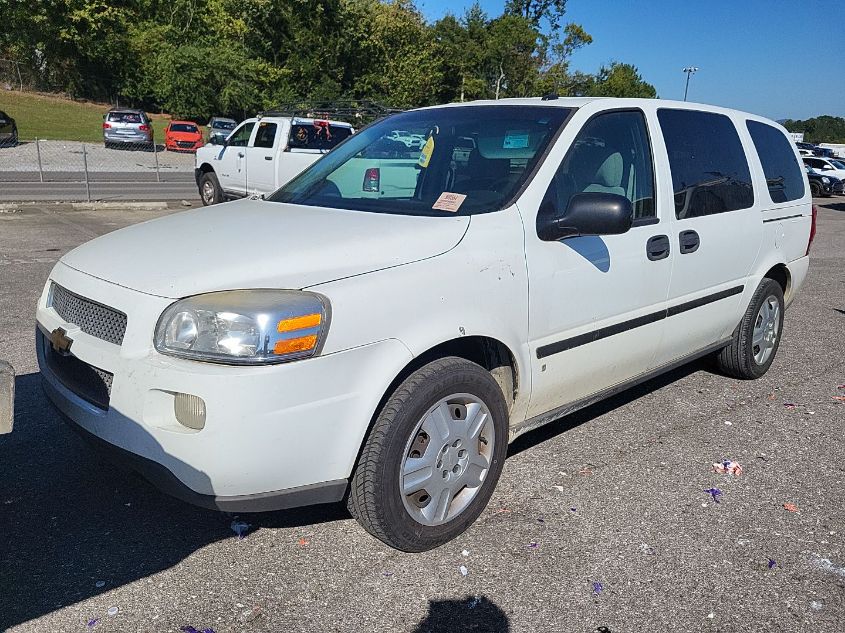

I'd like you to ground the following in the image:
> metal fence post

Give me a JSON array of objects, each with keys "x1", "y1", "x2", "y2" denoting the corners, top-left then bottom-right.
[
  {"x1": 35, "y1": 137, "x2": 43, "y2": 183},
  {"x1": 82, "y1": 143, "x2": 91, "y2": 202},
  {"x1": 153, "y1": 138, "x2": 161, "y2": 183}
]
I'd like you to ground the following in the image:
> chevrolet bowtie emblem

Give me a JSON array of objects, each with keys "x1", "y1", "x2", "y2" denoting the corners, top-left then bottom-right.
[{"x1": 49, "y1": 327, "x2": 73, "y2": 355}]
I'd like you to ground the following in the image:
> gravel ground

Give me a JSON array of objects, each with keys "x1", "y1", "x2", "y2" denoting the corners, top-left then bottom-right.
[
  {"x1": 0, "y1": 198, "x2": 843, "y2": 632},
  {"x1": 0, "y1": 140, "x2": 194, "y2": 173}
]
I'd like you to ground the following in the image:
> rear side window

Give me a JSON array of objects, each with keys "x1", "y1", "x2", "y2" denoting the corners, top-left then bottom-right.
[
  {"x1": 746, "y1": 120, "x2": 805, "y2": 203},
  {"x1": 253, "y1": 122, "x2": 277, "y2": 149},
  {"x1": 657, "y1": 109, "x2": 754, "y2": 219},
  {"x1": 288, "y1": 122, "x2": 353, "y2": 151}
]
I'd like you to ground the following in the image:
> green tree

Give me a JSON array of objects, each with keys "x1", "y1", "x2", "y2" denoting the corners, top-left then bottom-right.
[{"x1": 584, "y1": 62, "x2": 657, "y2": 98}]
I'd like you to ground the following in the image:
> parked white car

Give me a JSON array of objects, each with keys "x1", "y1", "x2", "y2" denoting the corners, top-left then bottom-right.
[
  {"x1": 802, "y1": 156, "x2": 845, "y2": 181},
  {"x1": 194, "y1": 115, "x2": 354, "y2": 204},
  {"x1": 36, "y1": 97, "x2": 813, "y2": 552}
]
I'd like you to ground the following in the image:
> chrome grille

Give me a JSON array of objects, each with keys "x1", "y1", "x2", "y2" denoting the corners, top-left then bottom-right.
[{"x1": 49, "y1": 283, "x2": 128, "y2": 346}]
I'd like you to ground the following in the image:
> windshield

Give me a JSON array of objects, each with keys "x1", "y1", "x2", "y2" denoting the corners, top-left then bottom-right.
[
  {"x1": 212, "y1": 120, "x2": 236, "y2": 130},
  {"x1": 268, "y1": 105, "x2": 572, "y2": 215},
  {"x1": 830, "y1": 159, "x2": 845, "y2": 170},
  {"x1": 170, "y1": 123, "x2": 198, "y2": 133}
]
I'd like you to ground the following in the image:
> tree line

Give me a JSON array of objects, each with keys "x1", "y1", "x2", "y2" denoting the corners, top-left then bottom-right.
[
  {"x1": 0, "y1": 0, "x2": 657, "y2": 120},
  {"x1": 782, "y1": 116, "x2": 845, "y2": 144}
]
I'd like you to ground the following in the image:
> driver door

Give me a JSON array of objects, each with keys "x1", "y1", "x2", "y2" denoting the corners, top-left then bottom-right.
[
  {"x1": 524, "y1": 109, "x2": 673, "y2": 418},
  {"x1": 216, "y1": 122, "x2": 255, "y2": 196}
]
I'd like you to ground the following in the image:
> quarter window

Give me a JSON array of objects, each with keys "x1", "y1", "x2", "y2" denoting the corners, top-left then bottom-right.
[
  {"x1": 746, "y1": 120, "x2": 805, "y2": 203},
  {"x1": 227, "y1": 122, "x2": 255, "y2": 147},
  {"x1": 657, "y1": 109, "x2": 754, "y2": 219},
  {"x1": 541, "y1": 110, "x2": 656, "y2": 223}
]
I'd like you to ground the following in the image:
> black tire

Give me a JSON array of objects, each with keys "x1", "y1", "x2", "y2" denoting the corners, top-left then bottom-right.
[
  {"x1": 348, "y1": 356, "x2": 509, "y2": 552},
  {"x1": 715, "y1": 278, "x2": 785, "y2": 379},
  {"x1": 199, "y1": 171, "x2": 223, "y2": 206},
  {"x1": 809, "y1": 181, "x2": 821, "y2": 198}
]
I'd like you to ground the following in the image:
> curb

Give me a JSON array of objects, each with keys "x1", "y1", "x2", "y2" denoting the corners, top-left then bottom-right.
[{"x1": 70, "y1": 201, "x2": 170, "y2": 210}]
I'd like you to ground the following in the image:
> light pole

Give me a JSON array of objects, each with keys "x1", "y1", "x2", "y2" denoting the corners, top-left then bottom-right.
[{"x1": 682, "y1": 66, "x2": 698, "y2": 101}]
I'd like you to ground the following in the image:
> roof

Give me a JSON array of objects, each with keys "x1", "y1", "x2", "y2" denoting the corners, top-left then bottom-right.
[{"x1": 169, "y1": 120, "x2": 198, "y2": 125}]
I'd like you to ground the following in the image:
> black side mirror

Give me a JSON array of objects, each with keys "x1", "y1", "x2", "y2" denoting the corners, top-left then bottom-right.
[{"x1": 539, "y1": 192, "x2": 634, "y2": 241}]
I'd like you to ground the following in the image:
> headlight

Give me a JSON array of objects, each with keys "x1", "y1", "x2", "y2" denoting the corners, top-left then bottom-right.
[
  {"x1": 154, "y1": 290, "x2": 330, "y2": 365},
  {"x1": 822, "y1": 177, "x2": 830, "y2": 184}
]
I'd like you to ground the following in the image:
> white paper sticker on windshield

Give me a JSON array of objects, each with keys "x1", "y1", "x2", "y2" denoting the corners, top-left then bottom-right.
[
  {"x1": 432, "y1": 192, "x2": 467, "y2": 213},
  {"x1": 503, "y1": 130, "x2": 529, "y2": 149}
]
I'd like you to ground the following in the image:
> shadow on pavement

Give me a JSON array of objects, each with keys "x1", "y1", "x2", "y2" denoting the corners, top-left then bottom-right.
[
  {"x1": 411, "y1": 595, "x2": 510, "y2": 633},
  {"x1": 508, "y1": 359, "x2": 705, "y2": 457},
  {"x1": 0, "y1": 372, "x2": 348, "y2": 630}
]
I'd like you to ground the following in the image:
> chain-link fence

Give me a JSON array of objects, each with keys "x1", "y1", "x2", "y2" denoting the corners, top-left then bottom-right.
[{"x1": 0, "y1": 139, "x2": 197, "y2": 201}]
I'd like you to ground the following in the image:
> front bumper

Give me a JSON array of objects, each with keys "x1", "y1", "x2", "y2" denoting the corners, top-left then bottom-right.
[{"x1": 36, "y1": 263, "x2": 413, "y2": 510}]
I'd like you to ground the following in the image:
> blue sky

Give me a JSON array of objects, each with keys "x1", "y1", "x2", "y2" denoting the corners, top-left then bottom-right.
[{"x1": 417, "y1": 0, "x2": 843, "y2": 120}]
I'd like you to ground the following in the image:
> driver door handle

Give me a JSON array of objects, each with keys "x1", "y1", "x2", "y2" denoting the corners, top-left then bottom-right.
[
  {"x1": 679, "y1": 230, "x2": 700, "y2": 254},
  {"x1": 237, "y1": 152, "x2": 245, "y2": 158},
  {"x1": 646, "y1": 235, "x2": 670, "y2": 261}
]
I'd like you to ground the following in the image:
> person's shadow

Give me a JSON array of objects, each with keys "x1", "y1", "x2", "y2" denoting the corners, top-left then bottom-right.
[{"x1": 411, "y1": 596, "x2": 510, "y2": 633}]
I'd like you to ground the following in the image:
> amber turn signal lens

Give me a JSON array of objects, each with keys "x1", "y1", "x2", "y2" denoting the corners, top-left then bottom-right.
[
  {"x1": 277, "y1": 313, "x2": 322, "y2": 332},
  {"x1": 273, "y1": 335, "x2": 318, "y2": 356}
]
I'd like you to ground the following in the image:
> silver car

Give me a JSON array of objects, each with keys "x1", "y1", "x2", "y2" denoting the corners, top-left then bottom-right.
[
  {"x1": 103, "y1": 109, "x2": 154, "y2": 149},
  {"x1": 207, "y1": 117, "x2": 237, "y2": 144}
]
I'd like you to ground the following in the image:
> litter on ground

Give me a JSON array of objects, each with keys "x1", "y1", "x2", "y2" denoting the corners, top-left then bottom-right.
[
  {"x1": 180, "y1": 627, "x2": 215, "y2": 633},
  {"x1": 712, "y1": 460, "x2": 743, "y2": 476},
  {"x1": 783, "y1": 503, "x2": 798, "y2": 512},
  {"x1": 527, "y1": 542, "x2": 539, "y2": 549},
  {"x1": 768, "y1": 558, "x2": 777, "y2": 569},
  {"x1": 107, "y1": 607, "x2": 118, "y2": 617},
  {"x1": 297, "y1": 537, "x2": 310, "y2": 546},
  {"x1": 86, "y1": 618, "x2": 99, "y2": 628},
  {"x1": 95, "y1": 580, "x2": 106, "y2": 588},
  {"x1": 230, "y1": 519, "x2": 251, "y2": 539},
  {"x1": 459, "y1": 565, "x2": 468, "y2": 577},
  {"x1": 704, "y1": 488, "x2": 723, "y2": 503},
  {"x1": 592, "y1": 581, "x2": 603, "y2": 595}
]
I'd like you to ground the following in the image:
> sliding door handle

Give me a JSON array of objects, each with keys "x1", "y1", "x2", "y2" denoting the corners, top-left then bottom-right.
[{"x1": 679, "y1": 230, "x2": 700, "y2": 254}]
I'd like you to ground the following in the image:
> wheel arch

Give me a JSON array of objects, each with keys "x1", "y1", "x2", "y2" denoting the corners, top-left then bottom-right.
[
  {"x1": 348, "y1": 335, "x2": 521, "y2": 484},
  {"x1": 763, "y1": 263, "x2": 791, "y2": 303}
]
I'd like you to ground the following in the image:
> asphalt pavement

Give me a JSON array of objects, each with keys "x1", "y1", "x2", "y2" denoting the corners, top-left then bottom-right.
[{"x1": 0, "y1": 199, "x2": 843, "y2": 632}]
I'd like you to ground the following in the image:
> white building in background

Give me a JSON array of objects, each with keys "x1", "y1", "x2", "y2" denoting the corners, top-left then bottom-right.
[{"x1": 788, "y1": 132, "x2": 804, "y2": 142}]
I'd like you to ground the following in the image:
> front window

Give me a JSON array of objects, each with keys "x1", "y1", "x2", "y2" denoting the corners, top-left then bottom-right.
[
  {"x1": 213, "y1": 120, "x2": 236, "y2": 130},
  {"x1": 227, "y1": 122, "x2": 254, "y2": 147},
  {"x1": 269, "y1": 106, "x2": 572, "y2": 216}
]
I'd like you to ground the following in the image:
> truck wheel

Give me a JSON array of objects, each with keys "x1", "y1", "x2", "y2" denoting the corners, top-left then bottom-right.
[
  {"x1": 809, "y1": 181, "x2": 821, "y2": 197},
  {"x1": 348, "y1": 356, "x2": 509, "y2": 552},
  {"x1": 715, "y1": 278, "x2": 784, "y2": 379},
  {"x1": 199, "y1": 171, "x2": 223, "y2": 206}
]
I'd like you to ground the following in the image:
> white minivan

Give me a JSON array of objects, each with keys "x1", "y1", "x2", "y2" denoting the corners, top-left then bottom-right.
[{"x1": 36, "y1": 98, "x2": 814, "y2": 551}]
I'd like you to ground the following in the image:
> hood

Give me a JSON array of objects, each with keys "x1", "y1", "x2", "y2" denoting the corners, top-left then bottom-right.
[
  {"x1": 60, "y1": 199, "x2": 470, "y2": 298},
  {"x1": 168, "y1": 131, "x2": 202, "y2": 141}
]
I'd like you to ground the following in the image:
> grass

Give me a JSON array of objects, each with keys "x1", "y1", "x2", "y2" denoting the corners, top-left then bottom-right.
[{"x1": 0, "y1": 90, "x2": 172, "y2": 142}]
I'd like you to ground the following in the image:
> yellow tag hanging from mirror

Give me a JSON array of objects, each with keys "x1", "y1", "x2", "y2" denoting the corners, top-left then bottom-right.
[{"x1": 418, "y1": 136, "x2": 435, "y2": 168}]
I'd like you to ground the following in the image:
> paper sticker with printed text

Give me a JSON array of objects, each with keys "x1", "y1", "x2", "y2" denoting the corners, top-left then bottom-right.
[
  {"x1": 503, "y1": 130, "x2": 530, "y2": 149},
  {"x1": 432, "y1": 192, "x2": 467, "y2": 212},
  {"x1": 418, "y1": 136, "x2": 435, "y2": 168}
]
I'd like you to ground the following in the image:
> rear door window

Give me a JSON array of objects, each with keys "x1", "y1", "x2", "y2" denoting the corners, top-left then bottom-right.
[
  {"x1": 252, "y1": 122, "x2": 278, "y2": 149},
  {"x1": 288, "y1": 122, "x2": 353, "y2": 151},
  {"x1": 746, "y1": 120, "x2": 805, "y2": 203},
  {"x1": 657, "y1": 109, "x2": 754, "y2": 219}
]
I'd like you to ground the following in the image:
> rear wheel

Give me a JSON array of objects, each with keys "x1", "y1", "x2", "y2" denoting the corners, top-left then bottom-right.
[
  {"x1": 715, "y1": 278, "x2": 784, "y2": 379},
  {"x1": 199, "y1": 171, "x2": 223, "y2": 206},
  {"x1": 348, "y1": 357, "x2": 509, "y2": 552}
]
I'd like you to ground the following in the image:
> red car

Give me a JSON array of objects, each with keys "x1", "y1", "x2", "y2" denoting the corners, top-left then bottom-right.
[{"x1": 164, "y1": 121, "x2": 203, "y2": 152}]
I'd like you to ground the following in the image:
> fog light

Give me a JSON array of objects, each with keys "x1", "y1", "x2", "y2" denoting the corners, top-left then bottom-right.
[{"x1": 174, "y1": 393, "x2": 206, "y2": 430}]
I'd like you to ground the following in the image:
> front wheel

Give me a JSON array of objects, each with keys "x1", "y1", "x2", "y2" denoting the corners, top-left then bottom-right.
[
  {"x1": 809, "y1": 181, "x2": 822, "y2": 198},
  {"x1": 199, "y1": 171, "x2": 223, "y2": 206},
  {"x1": 715, "y1": 278, "x2": 784, "y2": 379},
  {"x1": 348, "y1": 357, "x2": 509, "y2": 552}
]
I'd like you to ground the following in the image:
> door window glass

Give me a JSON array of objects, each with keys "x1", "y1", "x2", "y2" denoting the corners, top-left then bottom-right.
[
  {"x1": 227, "y1": 122, "x2": 255, "y2": 147},
  {"x1": 540, "y1": 110, "x2": 656, "y2": 224},
  {"x1": 253, "y1": 122, "x2": 277, "y2": 149},
  {"x1": 657, "y1": 109, "x2": 754, "y2": 219},
  {"x1": 746, "y1": 120, "x2": 805, "y2": 203}
]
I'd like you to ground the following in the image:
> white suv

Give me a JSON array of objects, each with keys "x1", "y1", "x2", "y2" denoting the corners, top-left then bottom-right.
[{"x1": 36, "y1": 98, "x2": 814, "y2": 552}]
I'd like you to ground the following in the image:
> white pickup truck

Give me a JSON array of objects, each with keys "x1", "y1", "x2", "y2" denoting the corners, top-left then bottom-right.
[{"x1": 194, "y1": 115, "x2": 354, "y2": 204}]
